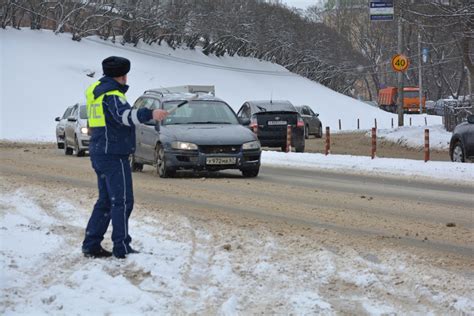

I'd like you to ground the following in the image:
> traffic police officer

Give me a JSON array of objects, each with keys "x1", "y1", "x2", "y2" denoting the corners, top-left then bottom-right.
[{"x1": 82, "y1": 56, "x2": 167, "y2": 259}]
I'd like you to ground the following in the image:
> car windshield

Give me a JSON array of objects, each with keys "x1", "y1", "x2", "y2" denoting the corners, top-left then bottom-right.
[
  {"x1": 162, "y1": 100, "x2": 239, "y2": 125},
  {"x1": 255, "y1": 103, "x2": 296, "y2": 113},
  {"x1": 62, "y1": 107, "x2": 72, "y2": 119},
  {"x1": 79, "y1": 105, "x2": 88, "y2": 119},
  {"x1": 404, "y1": 91, "x2": 420, "y2": 98}
]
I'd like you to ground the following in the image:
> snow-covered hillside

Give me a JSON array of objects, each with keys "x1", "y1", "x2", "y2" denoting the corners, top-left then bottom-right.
[{"x1": 0, "y1": 28, "x2": 441, "y2": 141}]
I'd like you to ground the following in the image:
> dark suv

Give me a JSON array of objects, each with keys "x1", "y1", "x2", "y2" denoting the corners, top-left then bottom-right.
[
  {"x1": 449, "y1": 114, "x2": 474, "y2": 162},
  {"x1": 237, "y1": 100, "x2": 305, "y2": 152},
  {"x1": 131, "y1": 87, "x2": 261, "y2": 178}
]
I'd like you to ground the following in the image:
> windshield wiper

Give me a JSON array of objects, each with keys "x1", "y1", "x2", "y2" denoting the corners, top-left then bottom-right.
[
  {"x1": 187, "y1": 121, "x2": 233, "y2": 124},
  {"x1": 256, "y1": 106, "x2": 267, "y2": 112}
]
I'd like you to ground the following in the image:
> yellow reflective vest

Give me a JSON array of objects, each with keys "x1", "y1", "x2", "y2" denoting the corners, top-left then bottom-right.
[{"x1": 85, "y1": 81, "x2": 127, "y2": 127}]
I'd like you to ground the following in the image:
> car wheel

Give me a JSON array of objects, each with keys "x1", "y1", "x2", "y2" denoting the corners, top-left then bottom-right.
[
  {"x1": 155, "y1": 145, "x2": 175, "y2": 178},
  {"x1": 57, "y1": 136, "x2": 64, "y2": 149},
  {"x1": 295, "y1": 144, "x2": 305, "y2": 153},
  {"x1": 74, "y1": 136, "x2": 85, "y2": 157},
  {"x1": 130, "y1": 154, "x2": 143, "y2": 172},
  {"x1": 316, "y1": 125, "x2": 323, "y2": 138},
  {"x1": 304, "y1": 125, "x2": 309, "y2": 139},
  {"x1": 241, "y1": 168, "x2": 259, "y2": 178},
  {"x1": 451, "y1": 142, "x2": 465, "y2": 162},
  {"x1": 64, "y1": 138, "x2": 73, "y2": 155}
]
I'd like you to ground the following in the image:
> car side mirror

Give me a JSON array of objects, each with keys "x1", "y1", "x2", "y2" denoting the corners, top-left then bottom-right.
[
  {"x1": 314, "y1": 113, "x2": 319, "y2": 117},
  {"x1": 467, "y1": 115, "x2": 474, "y2": 124},
  {"x1": 55, "y1": 117, "x2": 60, "y2": 122},
  {"x1": 239, "y1": 118, "x2": 251, "y2": 126},
  {"x1": 67, "y1": 117, "x2": 77, "y2": 122},
  {"x1": 154, "y1": 121, "x2": 160, "y2": 132}
]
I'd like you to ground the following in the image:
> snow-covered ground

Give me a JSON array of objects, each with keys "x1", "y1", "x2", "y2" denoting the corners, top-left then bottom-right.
[
  {"x1": 1, "y1": 185, "x2": 472, "y2": 315},
  {"x1": 2, "y1": 28, "x2": 470, "y2": 184},
  {"x1": 1, "y1": 28, "x2": 441, "y2": 142},
  {"x1": 1, "y1": 28, "x2": 473, "y2": 314},
  {"x1": 377, "y1": 125, "x2": 451, "y2": 150},
  {"x1": 262, "y1": 150, "x2": 473, "y2": 182}
]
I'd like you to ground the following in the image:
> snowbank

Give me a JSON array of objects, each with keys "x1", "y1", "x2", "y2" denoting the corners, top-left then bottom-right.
[
  {"x1": 377, "y1": 125, "x2": 451, "y2": 150},
  {"x1": 1, "y1": 186, "x2": 472, "y2": 314},
  {"x1": 1, "y1": 28, "x2": 441, "y2": 141},
  {"x1": 261, "y1": 151, "x2": 474, "y2": 183}
]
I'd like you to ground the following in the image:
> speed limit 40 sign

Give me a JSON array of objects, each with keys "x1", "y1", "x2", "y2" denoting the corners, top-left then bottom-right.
[{"x1": 391, "y1": 54, "x2": 409, "y2": 72}]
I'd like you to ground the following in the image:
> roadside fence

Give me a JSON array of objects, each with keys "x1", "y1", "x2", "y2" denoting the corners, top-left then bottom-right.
[
  {"x1": 284, "y1": 116, "x2": 447, "y2": 161},
  {"x1": 318, "y1": 125, "x2": 434, "y2": 162},
  {"x1": 334, "y1": 116, "x2": 433, "y2": 132},
  {"x1": 444, "y1": 105, "x2": 473, "y2": 132}
]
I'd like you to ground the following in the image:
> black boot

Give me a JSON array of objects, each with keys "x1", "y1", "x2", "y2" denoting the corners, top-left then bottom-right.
[
  {"x1": 114, "y1": 248, "x2": 139, "y2": 259},
  {"x1": 128, "y1": 247, "x2": 140, "y2": 254},
  {"x1": 83, "y1": 246, "x2": 113, "y2": 258}
]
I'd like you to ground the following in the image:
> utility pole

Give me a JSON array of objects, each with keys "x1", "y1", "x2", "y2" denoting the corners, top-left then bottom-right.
[
  {"x1": 418, "y1": 31, "x2": 423, "y2": 114},
  {"x1": 397, "y1": 11, "x2": 404, "y2": 126}
]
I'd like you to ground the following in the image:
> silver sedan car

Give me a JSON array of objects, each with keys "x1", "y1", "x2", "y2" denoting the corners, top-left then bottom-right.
[
  {"x1": 60, "y1": 103, "x2": 90, "y2": 156},
  {"x1": 55, "y1": 106, "x2": 73, "y2": 149}
]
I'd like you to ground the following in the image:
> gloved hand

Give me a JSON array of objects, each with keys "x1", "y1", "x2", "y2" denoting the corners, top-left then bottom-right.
[{"x1": 152, "y1": 109, "x2": 168, "y2": 121}]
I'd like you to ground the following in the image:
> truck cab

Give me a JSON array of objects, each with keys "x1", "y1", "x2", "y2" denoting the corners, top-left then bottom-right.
[{"x1": 378, "y1": 86, "x2": 426, "y2": 113}]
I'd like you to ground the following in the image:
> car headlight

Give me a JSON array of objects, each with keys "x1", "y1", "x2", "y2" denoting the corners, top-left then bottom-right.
[
  {"x1": 242, "y1": 140, "x2": 261, "y2": 150},
  {"x1": 80, "y1": 127, "x2": 88, "y2": 134},
  {"x1": 171, "y1": 141, "x2": 198, "y2": 150}
]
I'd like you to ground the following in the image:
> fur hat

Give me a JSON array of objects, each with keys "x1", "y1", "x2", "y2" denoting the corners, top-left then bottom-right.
[{"x1": 102, "y1": 56, "x2": 130, "y2": 77}]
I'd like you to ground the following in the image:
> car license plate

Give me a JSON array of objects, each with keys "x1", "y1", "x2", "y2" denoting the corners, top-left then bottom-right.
[
  {"x1": 206, "y1": 157, "x2": 237, "y2": 165},
  {"x1": 267, "y1": 120, "x2": 287, "y2": 126}
]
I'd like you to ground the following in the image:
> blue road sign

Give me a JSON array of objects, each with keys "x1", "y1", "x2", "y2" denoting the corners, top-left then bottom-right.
[
  {"x1": 370, "y1": 1, "x2": 394, "y2": 8},
  {"x1": 370, "y1": 15, "x2": 394, "y2": 21},
  {"x1": 370, "y1": 0, "x2": 394, "y2": 21}
]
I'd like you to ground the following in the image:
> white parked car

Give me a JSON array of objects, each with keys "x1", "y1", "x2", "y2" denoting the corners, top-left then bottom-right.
[
  {"x1": 62, "y1": 103, "x2": 90, "y2": 157},
  {"x1": 55, "y1": 106, "x2": 73, "y2": 149}
]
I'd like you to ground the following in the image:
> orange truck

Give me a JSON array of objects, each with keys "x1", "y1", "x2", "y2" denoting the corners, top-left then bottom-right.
[{"x1": 378, "y1": 86, "x2": 426, "y2": 113}]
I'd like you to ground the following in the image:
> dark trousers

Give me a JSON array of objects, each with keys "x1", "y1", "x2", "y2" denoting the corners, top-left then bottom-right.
[{"x1": 82, "y1": 155, "x2": 134, "y2": 257}]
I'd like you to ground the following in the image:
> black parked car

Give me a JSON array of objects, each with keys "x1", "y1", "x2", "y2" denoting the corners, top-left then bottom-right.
[
  {"x1": 295, "y1": 105, "x2": 323, "y2": 139},
  {"x1": 237, "y1": 100, "x2": 305, "y2": 152},
  {"x1": 131, "y1": 86, "x2": 261, "y2": 178},
  {"x1": 449, "y1": 114, "x2": 474, "y2": 162}
]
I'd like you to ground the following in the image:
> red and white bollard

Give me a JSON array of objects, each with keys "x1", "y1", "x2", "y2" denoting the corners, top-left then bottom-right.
[
  {"x1": 286, "y1": 125, "x2": 292, "y2": 153},
  {"x1": 424, "y1": 129, "x2": 430, "y2": 162},
  {"x1": 371, "y1": 127, "x2": 377, "y2": 159},
  {"x1": 325, "y1": 126, "x2": 330, "y2": 155}
]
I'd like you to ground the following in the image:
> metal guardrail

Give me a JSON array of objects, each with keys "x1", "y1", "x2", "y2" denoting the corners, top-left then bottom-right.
[{"x1": 444, "y1": 103, "x2": 473, "y2": 132}]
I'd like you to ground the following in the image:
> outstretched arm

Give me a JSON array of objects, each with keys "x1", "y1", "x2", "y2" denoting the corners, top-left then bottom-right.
[{"x1": 104, "y1": 95, "x2": 167, "y2": 126}]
